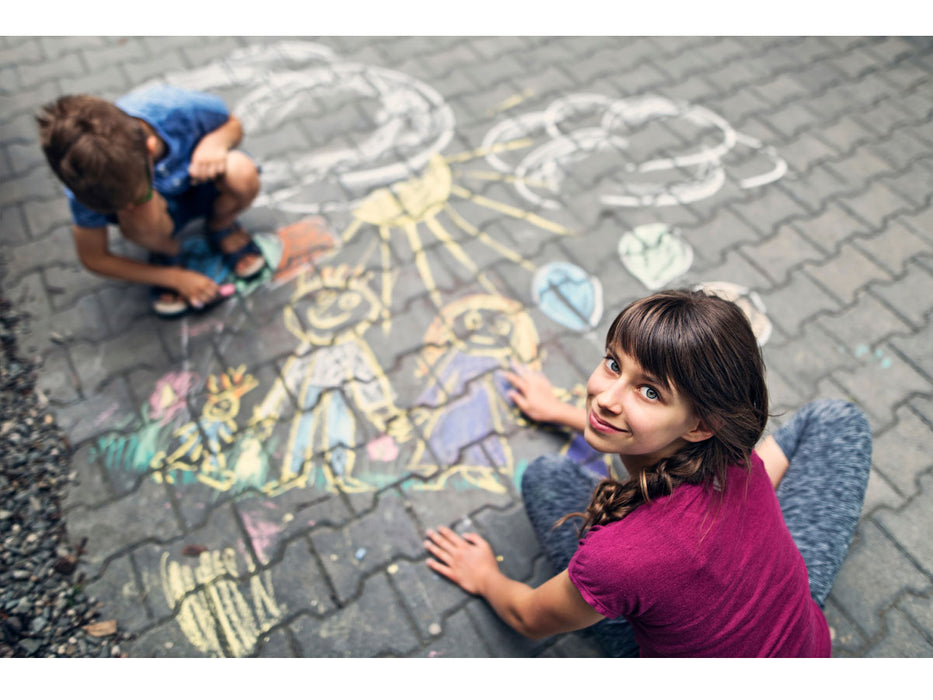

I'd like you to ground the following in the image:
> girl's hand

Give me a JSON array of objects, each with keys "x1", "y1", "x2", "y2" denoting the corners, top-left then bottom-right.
[
  {"x1": 189, "y1": 136, "x2": 229, "y2": 183},
  {"x1": 504, "y1": 364, "x2": 565, "y2": 423},
  {"x1": 424, "y1": 526, "x2": 500, "y2": 596}
]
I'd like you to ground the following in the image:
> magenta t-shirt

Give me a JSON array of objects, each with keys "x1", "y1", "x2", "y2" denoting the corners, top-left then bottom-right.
[{"x1": 568, "y1": 452, "x2": 830, "y2": 657}]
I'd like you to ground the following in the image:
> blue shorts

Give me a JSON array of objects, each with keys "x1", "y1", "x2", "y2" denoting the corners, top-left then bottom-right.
[{"x1": 165, "y1": 181, "x2": 220, "y2": 235}]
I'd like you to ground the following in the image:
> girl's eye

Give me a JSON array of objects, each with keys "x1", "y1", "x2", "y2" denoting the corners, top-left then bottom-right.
[
  {"x1": 640, "y1": 386, "x2": 659, "y2": 401},
  {"x1": 604, "y1": 356, "x2": 620, "y2": 374}
]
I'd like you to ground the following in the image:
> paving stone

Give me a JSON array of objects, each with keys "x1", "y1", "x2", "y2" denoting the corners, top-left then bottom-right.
[
  {"x1": 81, "y1": 552, "x2": 153, "y2": 634},
  {"x1": 2, "y1": 34, "x2": 932, "y2": 660},
  {"x1": 414, "y1": 608, "x2": 493, "y2": 658},
  {"x1": 817, "y1": 114, "x2": 881, "y2": 156},
  {"x1": 868, "y1": 263, "x2": 933, "y2": 329},
  {"x1": 63, "y1": 441, "x2": 116, "y2": 511},
  {"x1": 757, "y1": 271, "x2": 842, "y2": 335},
  {"x1": 802, "y1": 243, "x2": 892, "y2": 305},
  {"x1": 309, "y1": 490, "x2": 424, "y2": 603},
  {"x1": 830, "y1": 519, "x2": 930, "y2": 639},
  {"x1": 862, "y1": 467, "x2": 907, "y2": 519},
  {"x1": 763, "y1": 324, "x2": 858, "y2": 402},
  {"x1": 816, "y1": 290, "x2": 912, "y2": 349},
  {"x1": 290, "y1": 573, "x2": 419, "y2": 657},
  {"x1": 823, "y1": 596, "x2": 868, "y2": 656},
  {"x1": 830, "y1": 343, "x2": 933, "y2": 429},
  {"x1": 740, "y1": 223, "x2": 826, "y2": 287},
  {"x1": 864, "y1": 607, "x2": 933, "y2": 657},
  {"x1": 855, "y1": 218, "x2": 933, "y2": 275},
  {"x1": 792, "y1": 206, "x2": 873, "y2": 260},
  {"x1": 265, "y1": 537, "x2": 338, "y2": 621},
  {"x1": 838, "y1": 181, "x2": 916, "y2": 232},
  {"x1": 255, "y1": 627, "x2": 296, "y2": 657},
  {"x1": 66, "y1": 478, "x2": 183, "y2": 580},
  {"x1": 17, "y1": 52, "x2": 87, "y2": 88},
  {"x1": 876, "y1": 473, "x2": 933, "y2": 576},
  {"x1": 389, "y1": 557, "x2": 472, "y2": 642},
  {"x1": 124, "y1": 619, "x2": 199, "y2": 658}
]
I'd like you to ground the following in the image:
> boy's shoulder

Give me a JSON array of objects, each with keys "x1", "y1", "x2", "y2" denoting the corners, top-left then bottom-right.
[{"x1": 116, "y1": 84, "x2": 225, "y2": 116}]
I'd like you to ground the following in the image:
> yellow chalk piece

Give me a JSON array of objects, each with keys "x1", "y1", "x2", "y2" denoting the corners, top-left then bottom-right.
[
  {"x1": 387, "y1": 564, "x2": 399, "y2": 575},
  {"x1": 496, "y1": 555, "x2": 504, "y2": 562}
]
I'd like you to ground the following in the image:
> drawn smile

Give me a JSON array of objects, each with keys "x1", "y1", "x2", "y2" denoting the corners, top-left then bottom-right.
[{"x1": 588, "y1": 411, "x2": 626, "y2": 434}]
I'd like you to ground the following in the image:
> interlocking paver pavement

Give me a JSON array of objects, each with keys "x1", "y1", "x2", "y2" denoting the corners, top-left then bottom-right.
[{"x1": 2, "y1": 36, "x2": 932, "y2": 657}]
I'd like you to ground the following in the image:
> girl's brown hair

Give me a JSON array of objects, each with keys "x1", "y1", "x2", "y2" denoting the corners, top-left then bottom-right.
[
  {"x1": 570, "y1": 289, "x2": 769, "y2": 536},
  {"x1": 36, "y1": 95, "x2": 148, "y2": 213}
]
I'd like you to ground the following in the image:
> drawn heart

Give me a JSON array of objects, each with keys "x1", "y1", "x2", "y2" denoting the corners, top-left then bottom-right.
[
  {"x1": 532, "y1": 261, "x2": 603, "y2": 332},
  {"x1": 618, "y1": 223, "x2": 693, "y2": 290}
]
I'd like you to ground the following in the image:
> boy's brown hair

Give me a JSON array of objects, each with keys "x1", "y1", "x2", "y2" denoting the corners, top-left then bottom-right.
[{"x1": 36, "y1": 95, "x2": 148, "y2": 213}]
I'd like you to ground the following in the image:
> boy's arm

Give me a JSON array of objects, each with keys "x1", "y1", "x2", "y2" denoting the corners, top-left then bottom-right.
[
  {"x1": 72, "y1": 225, "x2": 219, "y2": 305},
  {"x1": 189, "y1": 115, "x2": 244, "y2": 183}
]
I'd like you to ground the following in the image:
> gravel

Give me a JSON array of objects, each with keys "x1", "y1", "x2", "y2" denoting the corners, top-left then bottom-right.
[{"x1": 0, "y1": 295, "x2": 129, "y2": 658}]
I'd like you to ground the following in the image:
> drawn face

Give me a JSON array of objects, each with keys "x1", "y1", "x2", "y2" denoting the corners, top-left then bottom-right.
[
  {"x1": 302, "y1": 285, "x2": 379, "y2": 338},
  {"x1": 584, "y1": 345, "x2": 706, "y2": 473},
  {"x1": 452, "y1": 307, "x2": 515, "y2": 357}
]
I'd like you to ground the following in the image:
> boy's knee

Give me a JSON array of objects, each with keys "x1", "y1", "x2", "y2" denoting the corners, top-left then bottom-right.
[{"x1": 223, "y1": 151, "x2": 260, "y2": 200}]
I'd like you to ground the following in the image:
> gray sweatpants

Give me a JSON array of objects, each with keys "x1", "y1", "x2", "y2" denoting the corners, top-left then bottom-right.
[{"x1": 520, "y1": 399, "x2": 873, "y2": 657}]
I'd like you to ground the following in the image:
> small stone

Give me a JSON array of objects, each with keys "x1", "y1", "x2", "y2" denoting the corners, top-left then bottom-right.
[{"x1": 428, "y1": 623, "x2": 442, "y2": 636}]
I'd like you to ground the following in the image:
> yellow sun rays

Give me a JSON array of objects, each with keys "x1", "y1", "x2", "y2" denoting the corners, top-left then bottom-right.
[{"x1": 338, "y1": 139, "x2": 574, "y2": 323}]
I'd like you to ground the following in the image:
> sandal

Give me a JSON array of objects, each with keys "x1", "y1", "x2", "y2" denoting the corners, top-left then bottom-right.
[
  {"x1": 149, "y1": 252, "x2": 189, "y2": 319},
  {"x1": 148, "y1": 252, "x2": 234, "y2": 318},
  {"x1": 205, "y1": 223, "x2": 266, "y2": 281}
]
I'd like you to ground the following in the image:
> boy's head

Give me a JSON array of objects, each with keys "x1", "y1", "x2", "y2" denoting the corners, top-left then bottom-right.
[{"x1": 36, "y1": 94, "x2": 151, "y2": 213}]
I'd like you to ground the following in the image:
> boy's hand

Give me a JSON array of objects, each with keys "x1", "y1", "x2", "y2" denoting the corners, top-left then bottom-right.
[
  {"x1": 172, "y1": 268, "x2": 221, "y2": 309},
  {"x1": 189, "y1": 135, "x2": 229, "y2": 184},
  {"x1": 424, "y1": 527, "x2": 500, "y2": 597}
]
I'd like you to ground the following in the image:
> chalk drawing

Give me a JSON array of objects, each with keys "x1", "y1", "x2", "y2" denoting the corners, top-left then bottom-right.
[
  {"x1": 408, "y1": 294, "x2": 540, "y2": 492},
  {"x1": 145, "y1": 41, "x2": 455, "y2": 216},
  {"x1": 242, "y1": 265, "x2": 412, "y2": 496},
  {"x1": 694, "y1": 281, "x2": 773, "y2": 346},
  {"x1": 150, "y1": 366, "x2": 263, "y2": 492},
  {"x1": 342, "y1": 151, "x2": 573, "y2": 317},
  {"x1": 160, "y1": 546, "x2": 282, "y2": 658},
  {"x1": 532, "y1": 262, "x2": 603, "y2": 332},
  {"x1": 618, "y1": 223, "x2": 694, "y2": 290},
  {"x1": 481, "y1": 94, "x2": 787, "y2": 210}
]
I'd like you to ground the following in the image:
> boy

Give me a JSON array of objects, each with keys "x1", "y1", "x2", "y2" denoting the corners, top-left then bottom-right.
[{"x1": 36, "y1": 85, "x2": 265, "y2": 317}]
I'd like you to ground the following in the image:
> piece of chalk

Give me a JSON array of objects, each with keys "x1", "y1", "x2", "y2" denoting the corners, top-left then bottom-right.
[{"x1": 219, "y1": 283, "x2": 236, "y2": 297}]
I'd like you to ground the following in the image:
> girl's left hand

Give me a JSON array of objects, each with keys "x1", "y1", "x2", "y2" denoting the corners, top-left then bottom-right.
[{"x1": 424, "y1": 526, "x2": 500, "y2": 596}]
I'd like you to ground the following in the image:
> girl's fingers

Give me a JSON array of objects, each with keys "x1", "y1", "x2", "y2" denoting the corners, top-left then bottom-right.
[{"x1": 424, "y1": 538, "x2": 452, "y2": 566}]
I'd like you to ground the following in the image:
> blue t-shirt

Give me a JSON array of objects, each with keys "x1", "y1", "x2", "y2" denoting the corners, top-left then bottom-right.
[{"x1": 67, "y1": 85, "x2": 229, "y2": 228}]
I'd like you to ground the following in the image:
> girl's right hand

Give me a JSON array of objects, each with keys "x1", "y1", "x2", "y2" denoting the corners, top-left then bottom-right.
[{"x1": 504, "y1": 364, "x2": 565, "y2": 424}]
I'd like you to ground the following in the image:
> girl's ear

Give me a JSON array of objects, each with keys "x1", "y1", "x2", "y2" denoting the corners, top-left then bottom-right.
[{"x1": 683, "y1": 418, "x2": 714, "y2": 443}]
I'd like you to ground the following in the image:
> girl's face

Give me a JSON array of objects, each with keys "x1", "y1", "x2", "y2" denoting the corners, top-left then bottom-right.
[{"x1": 584, "y1": 344, "x2": 711, "y2": 473}]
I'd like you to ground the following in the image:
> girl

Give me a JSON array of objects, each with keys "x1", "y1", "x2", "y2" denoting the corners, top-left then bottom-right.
[{"x1": 423, "y1": 289, "x2": 871, "y2": 657}]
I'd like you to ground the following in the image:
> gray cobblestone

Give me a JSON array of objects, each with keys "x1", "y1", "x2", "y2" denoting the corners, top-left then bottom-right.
[{"x1": 2, "y1": 35, "x2": 931, "y2": 659}]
